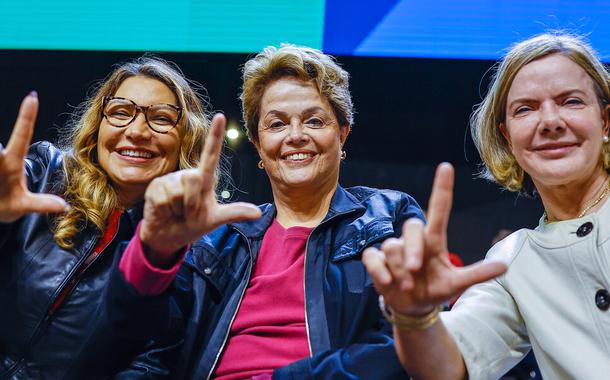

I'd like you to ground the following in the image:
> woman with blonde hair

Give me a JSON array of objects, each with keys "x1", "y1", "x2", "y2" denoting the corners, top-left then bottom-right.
[
  {"x1": 0, "y1": 56, "x2": 213, "y2": 378},
  {"x1": 363, "y1": 32, "x2": 610, "y2": 379},
  {"x1": 105, "y1": 44, "x2": 424, "y2": 379}
]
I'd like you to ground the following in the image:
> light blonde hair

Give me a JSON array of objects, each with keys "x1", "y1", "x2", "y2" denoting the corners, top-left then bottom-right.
[
  {"x1": 54, "y1": 56, "x2": 211, "y2": 249},
  {"x1": 470, "y1": 32, "x2": 610, "y2": 193},
  {"x1": 240, "y1": 44, "x2": 353, "y2": 142}
]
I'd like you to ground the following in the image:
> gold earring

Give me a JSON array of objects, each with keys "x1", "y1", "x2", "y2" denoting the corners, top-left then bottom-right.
[
  {"x1": 257, "y1": 160, "x2": 265, "y2": 169},
  {"x1": 340, "y1": 150, "x2": 347, "y2": 160}
]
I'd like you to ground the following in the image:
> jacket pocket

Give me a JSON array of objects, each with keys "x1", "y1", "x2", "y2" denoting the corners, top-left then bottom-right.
[{"x1": 332, "y1": 218, "x2": 395, "y2": 263}]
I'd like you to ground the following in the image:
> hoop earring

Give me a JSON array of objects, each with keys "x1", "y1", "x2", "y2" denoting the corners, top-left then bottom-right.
[
  {"x1": 603, "y1": 135, "x2": 609, "y2": 144},
  {"x1": 340, "y1": 150, "x2": 347, "y2": 160},
  {"x1": 257, "y1": 160, "x2": 265, "y2": 169}
]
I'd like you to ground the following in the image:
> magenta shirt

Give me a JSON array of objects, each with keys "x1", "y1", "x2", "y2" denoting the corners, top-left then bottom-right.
[
  {"x1": 214, "y1": 219, "x2": 312, "y2": 379},
  {"x1": 119, "y1": 220, "x2": 312, "y2": 379}
]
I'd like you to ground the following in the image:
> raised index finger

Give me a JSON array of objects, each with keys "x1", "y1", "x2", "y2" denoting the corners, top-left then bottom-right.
[
  {"x1": 198, "y1": 113, "x2": 226, "y2": 192},
  {"x1": 425, "y1": 163, "x2": 454, "y2": 251},
  {"x1": 6, "y1": 92, "x2": 39, "y2": 159}
]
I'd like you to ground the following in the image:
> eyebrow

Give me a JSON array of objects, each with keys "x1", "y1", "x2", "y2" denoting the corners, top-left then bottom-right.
[
  {"x1": 263, "y1": 106, "x2": 330, "y2": 119},
  {"x1": 507, "y1": 88, "x2": 589, "y2": 110}
]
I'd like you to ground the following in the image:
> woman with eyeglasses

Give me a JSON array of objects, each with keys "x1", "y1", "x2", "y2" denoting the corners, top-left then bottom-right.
[{"x1": 0, "y1": 56, "x2": 257, "y2": 379}]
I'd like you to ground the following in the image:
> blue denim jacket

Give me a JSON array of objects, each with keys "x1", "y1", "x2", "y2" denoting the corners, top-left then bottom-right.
[
  {"x1": 181, "y1": 185, "x2": 424, "y2": 379},
  {"x1": 105, "y1": 185, "x2": 424, "y2": 379}
]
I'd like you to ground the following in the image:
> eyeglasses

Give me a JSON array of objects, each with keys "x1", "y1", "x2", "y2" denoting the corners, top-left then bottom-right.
[{"x1": 102, "y1": 96, "x2": 183, "y2": 134}]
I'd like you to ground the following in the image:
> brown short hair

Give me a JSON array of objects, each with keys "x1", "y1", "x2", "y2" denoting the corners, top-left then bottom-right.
[{"x1": 240, "y1": 44, "x2": 353, "y2": 142}]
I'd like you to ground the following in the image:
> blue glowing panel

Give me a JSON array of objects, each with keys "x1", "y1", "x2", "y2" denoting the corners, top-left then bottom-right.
[{"x1": 323, "y1": 0, "x2": 610, "y2": 60}]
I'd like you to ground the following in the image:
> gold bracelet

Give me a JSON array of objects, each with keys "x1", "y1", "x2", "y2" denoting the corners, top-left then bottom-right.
[{"x1": 379, "y1": 296, "x2": 442, "y2": 330}]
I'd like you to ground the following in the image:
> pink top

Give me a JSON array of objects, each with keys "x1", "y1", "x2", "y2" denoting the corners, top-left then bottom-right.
[
  {"x1": 119, "y1": 220, "x2": 312, "y2": 379},
  {"x1": 214, "y1": 220, "x2": 312, "y2": 379}
]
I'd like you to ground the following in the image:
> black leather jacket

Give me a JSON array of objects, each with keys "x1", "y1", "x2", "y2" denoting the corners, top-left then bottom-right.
[{"x1": 0, "y1": 142, "x2": 163, "y2": 379}]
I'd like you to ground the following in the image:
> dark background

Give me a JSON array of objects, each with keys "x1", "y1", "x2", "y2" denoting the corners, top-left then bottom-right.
[{"x1": 0, "y1": 50, "x2": 543, "y2": 263}]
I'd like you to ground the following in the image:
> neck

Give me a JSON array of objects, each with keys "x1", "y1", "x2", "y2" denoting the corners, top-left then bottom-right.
[
  {"x1": 116, "y1": 186, "x2": 145, "y2": 209},
  {"x1": 537, "y1": 169, "x2": 609, "y2": 222},
  {"x1": 272, "y1": 181, "x2": 337, "y2": 228}
]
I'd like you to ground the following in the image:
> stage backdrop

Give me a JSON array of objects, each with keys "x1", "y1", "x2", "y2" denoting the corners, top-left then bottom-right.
[{"x1": 1, "y1": 0, "x2": 609, "y2": 59}]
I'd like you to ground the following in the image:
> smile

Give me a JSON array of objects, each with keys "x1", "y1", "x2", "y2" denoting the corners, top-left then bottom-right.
[
  {"x1": 533, "y1": 142, "x2": 579, "y2": 157},
  {"x1": 117, "y1": 149, "x2": 155, "y2": 159},
  {"x1": 284, "y1": 152, "x2": 314, "y2": 161}
]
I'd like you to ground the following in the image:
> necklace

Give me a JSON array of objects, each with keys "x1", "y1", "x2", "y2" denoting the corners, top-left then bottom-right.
[{"x1": 544, "y1": 177, "x2": 610, "y2": 223}]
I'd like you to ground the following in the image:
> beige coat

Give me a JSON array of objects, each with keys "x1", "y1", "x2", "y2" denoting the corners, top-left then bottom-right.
[{"x1": 442, "y1": 198, "x2": 610, "y2": 380}]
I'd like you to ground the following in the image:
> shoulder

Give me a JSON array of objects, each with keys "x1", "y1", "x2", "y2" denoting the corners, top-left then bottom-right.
[
  {"x1": 25, "y1": 141, "x2": 63, "y2": 167},
  {"x1": 485, "y1": 228, "x2": 530, "y2": 267},
  {"x1": 345, "y1": 186, "x2": 425, "y2": 222},
  {"x1": 24, "y1": 141, "x2": 65, "y2": 191}
]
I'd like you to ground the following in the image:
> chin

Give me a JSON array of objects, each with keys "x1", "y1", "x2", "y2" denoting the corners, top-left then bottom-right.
[{"x1": 532, "y1": 168, "x2": 596, "y2": 187}]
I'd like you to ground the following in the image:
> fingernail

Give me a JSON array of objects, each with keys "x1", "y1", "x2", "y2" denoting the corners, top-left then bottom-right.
[{"x1": 29, "y1": 90, "x2": 38, "y2": 98}]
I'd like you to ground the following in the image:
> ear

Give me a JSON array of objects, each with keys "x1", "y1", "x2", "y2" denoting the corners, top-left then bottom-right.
[
  {"x1": 499, "y1": 122, "x2": 512, "y2": 150},
  {"x1": 250, "y1": 137, "x2": 261, "y2": 153},
  {"x1": 339, "y1": 125, "x2": 351, "y2": 146},
  {"x1": 602, "y1": 104, "x2": 610, "y2": 137}
]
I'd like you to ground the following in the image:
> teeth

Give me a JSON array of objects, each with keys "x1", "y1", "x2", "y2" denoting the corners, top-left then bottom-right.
[
  {"x1": 285, "y1": 153, "x2": 313, "y2": 160},
  {"x1": 119, "y1": 149, "x2": 153, "y2": 158}
]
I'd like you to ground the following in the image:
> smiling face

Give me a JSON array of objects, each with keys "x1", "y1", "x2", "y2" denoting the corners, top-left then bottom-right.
[
  {"x1": 97, "y1": 75, "x2": 182, "y2": 206},
  {"x1": 501, "y1": 54, "x2": 609, "y2": 191},
  {"x1": 254, "y1": 77, "x2": 350, "y2": 195}
]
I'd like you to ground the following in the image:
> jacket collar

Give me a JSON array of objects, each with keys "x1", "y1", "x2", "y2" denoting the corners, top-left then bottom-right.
[
  {"x1": 230, "y1": 185, "x2": 365, "y2": 239},
  {"x1": 531, "y1": 194, "x2": 610, "y2": 248}
]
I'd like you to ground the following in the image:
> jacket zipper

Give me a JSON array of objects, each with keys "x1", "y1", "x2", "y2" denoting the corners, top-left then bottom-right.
[
  {"x1": 46, "y1": 213, "x2": 122, "y2": 319},
  {"x1": 303, "y1": 209, "x2": 357, "y2": 357},
  {"x1": 303, "y1": 235, "x2": 314, "y2": 356},
  {"x1": 205, "y1": 226, "x2": 254, "y2": 380}
]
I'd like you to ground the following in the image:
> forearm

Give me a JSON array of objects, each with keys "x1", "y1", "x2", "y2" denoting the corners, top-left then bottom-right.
[
  {"x1": 120, "y1": 222, "x2": 186, "y2": 296},
  {"x1": 394, "y1": 320, "x2": 466, "y2": 380}
]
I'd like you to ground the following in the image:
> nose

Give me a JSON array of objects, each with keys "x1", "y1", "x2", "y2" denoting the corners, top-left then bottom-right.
[
  {"x1": 285, "y1": 120, "x2": 309, "y2": 144},
  {"x1": 124, "y1": 112, "x2": 152, "y2": 140},
  {"x1": 539, "y1": 102, "x2": 566, "y2": 134}
]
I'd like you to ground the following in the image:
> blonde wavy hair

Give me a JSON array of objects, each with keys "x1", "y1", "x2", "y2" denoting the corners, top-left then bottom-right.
[
  {"x1": 470, "y1": 32, "x2": 610, "y2": 193},
  {"x1": 240, "y1": 44, "x2": 354, "y2": 142},
  {"x1": 54, "y1": 56, "x2": 211, "y2": 249}
]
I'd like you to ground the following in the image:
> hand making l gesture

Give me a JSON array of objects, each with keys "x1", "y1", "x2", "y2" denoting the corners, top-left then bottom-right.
[
  {"x1": 0, "y1": 92, "x2": 68, "y2": 223},
  {"x1": 139, "y1": 114, "x2": 261, "y2": 267},
  {"x1": 362, "y1": 163, "x2": 507, "y2": 316}
]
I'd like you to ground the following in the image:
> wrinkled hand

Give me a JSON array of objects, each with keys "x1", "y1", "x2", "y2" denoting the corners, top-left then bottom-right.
[
  {"x1": 362, "y1": 163, "x2": 507, "y2": 316},
  {"x1": 139, "y1": 114, "x2": 261, "y2": 267},
  {"x1": 0, "y1": 93, "x2": 68, "y2": 223}
]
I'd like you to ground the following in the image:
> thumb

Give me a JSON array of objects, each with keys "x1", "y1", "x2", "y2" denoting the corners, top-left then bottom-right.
[
  {"x1": 23, "y1": 193, "x2": 69, "y2": 214},
  {"x1": 213, "y1": 202, "x2": 261, "y2": 227},
  {"x1": 452, "y1": 260, "x2": 508, "y2": 294}
]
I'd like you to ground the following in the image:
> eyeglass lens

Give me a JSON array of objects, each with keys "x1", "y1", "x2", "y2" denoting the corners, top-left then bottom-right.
[{"x1": 104, "y1": 98, "x2": 180, "y2": 133}]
